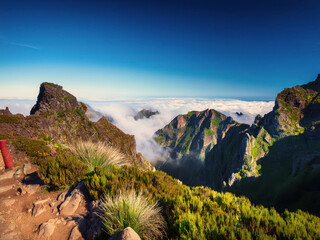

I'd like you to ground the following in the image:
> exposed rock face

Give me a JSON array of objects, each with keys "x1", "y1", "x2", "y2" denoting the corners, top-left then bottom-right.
[
  {"x1": 31, "y1": 83, "x2": 82, "y2": 115},
  {"x1": 155, "y1": 109, "x2": 229, "y2": 161},
  {"x1": 154, "y1": 74, "x2": 320, "y2": 216},
  {"x1": 204, "y1": 75, "x2": 320, "y2": 189},
  {"x1": 0, "y1": 107, "x2": 12, "y2": 116},
  {"x1": 134, "y1": 109, "x2": 159, "y2": 120},
  {"x1": 203, "y1": 75, "x2": 320, "y2": 216}
]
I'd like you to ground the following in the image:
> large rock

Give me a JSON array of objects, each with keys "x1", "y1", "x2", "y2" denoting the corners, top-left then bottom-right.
[
  {"x1": 109, "y1": 227, "x2": 141, "y2": 240},
  {"x1": 30, "y1": 82, "x2": 82, "y2": 115},
  {"x1": 59, "y1": 184, "x2": 84, "y2": 216},
  {"x1": 37, "y1": 218, "x2": 60, "y2": 239}
]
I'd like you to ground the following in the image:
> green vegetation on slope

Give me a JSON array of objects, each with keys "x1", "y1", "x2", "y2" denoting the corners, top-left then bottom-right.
[
  {"x1": 82, "y1": 165, "x2": 320, "y2": 239},
  {"x1": 230, "y1": 133, "x2": 320, "y2": 217}
]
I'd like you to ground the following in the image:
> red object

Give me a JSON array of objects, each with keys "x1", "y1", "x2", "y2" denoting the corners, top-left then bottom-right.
[{"x1": 0, "y1": 140, "x2": 14, "y2": 169}]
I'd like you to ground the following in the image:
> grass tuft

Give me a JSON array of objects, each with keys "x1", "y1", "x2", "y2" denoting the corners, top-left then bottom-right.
[
  {"x1": 70, "y1": 141, "x2": 127, "y2": 171},
  {"x1": 100, "y1": 189, "x2": 166, "y2": 239}
]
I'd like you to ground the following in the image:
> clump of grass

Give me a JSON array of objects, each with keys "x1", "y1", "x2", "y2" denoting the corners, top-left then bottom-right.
[
  {"x1": 70, "y1": 141, "x2": 127, "y2": 172},
  {"x1": 100, "y1": 190, "x2": 166, "y2": 239}
]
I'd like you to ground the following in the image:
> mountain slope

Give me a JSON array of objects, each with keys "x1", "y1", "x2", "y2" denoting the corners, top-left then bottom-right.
[
  {"x1": 155, "y1": 74, "x2": 320, "y2": 216},
  {"x1": 155, "y1": 109, "x2": 231, "y2": 161},
  {"x1": 204, "y1": 74, "x2": 320, "y2": 216},
  {"x1": 0, "y1": 82, "x2": 151, "y2": 170}
]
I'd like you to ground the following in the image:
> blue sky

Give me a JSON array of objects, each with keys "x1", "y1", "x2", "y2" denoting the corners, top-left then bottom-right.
[{"x1": 1, "y1": 0, "x2": 320, "y2": 100}]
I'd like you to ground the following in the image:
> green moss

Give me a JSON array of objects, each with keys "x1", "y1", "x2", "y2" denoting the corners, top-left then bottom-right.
[
  {"x1": 205, "y1": 128, "x2": 215, "y2": 135},
  {"x1": 185, "y1": 111, "x2": 196, "y2": 118},
  {"x1": 211, "y1": 116, "x2": 222, "y2": 127},
  {"x1": 11, "y1": 136, "x2": 51, "y2": 160},
  {"x1": 43, "y1": 82, "x2": 59, "y2": 87},
  {"x1": 0, "y1": 115, "x2": 22, "y2": 124},
  {"x1": 155, "y1": 136, "x2": 165, "y2": 145},
  {"x1": 64, "y1": 95, "x2": 71, "y2": 101}
]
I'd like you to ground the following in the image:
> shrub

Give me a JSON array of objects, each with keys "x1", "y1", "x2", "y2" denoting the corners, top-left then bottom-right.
[
  {"x1": 85, "y1": 165, "x2": 320, "y2": 240},
  {"x1": 70, "y1": 141, "x2": 127, "y2": 172},
  {"x1": 11, "y1": 136, "x2": 51, "y2": 161},
  {"x1": 38, "y1": 154, "x2": 87, "y2": 188},
  {"x1": 0, "y1": 115, "x2": 22, "y2": 124},
  {"x1": 100, "y1": 189, "x2": 166, "y2": 239}
]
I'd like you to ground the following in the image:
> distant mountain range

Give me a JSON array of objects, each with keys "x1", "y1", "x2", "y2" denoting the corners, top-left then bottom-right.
[{"x1": 155, "y1": 74, "x2": 320, "y2": 216}]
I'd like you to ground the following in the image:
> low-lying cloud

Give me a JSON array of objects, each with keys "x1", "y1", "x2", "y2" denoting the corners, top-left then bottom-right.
[
  {"x1": 87, "y1": 98, "x2": 275, "y2": 164},
  {"x1": 0, "y1": 98, "x2": 274, "y2": 166},
  {"x1": 0, "y1": 99, "x2": 35, "y2": 116}
]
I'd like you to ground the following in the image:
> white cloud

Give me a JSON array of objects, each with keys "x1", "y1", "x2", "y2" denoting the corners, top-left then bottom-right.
[
  {"x1": 0, "y1": 98, "x2": 275, "y2": 163},
  {"x1": 0, "y1": 99, "x2": 35, "y2": 116}
]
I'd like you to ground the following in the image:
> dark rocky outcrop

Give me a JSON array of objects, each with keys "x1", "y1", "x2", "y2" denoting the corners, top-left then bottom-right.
[
  {"x1": 30, "y1": 83, "x2": 82, "y2": 115},
  {"x1": 134, "y1": 109, "x2": 159, "y2": 120}
]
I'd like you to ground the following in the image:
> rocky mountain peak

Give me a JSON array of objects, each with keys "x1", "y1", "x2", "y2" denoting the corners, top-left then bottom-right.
[
  {"x1": 30, "y1": 82, "x2": 83, "y2": 115},
  {"x1": 134, "y1": 109, "x2": 159, "y2": 120},
  {"x1": 302, "y1": 73, "x2": 320, "y2": 92}
]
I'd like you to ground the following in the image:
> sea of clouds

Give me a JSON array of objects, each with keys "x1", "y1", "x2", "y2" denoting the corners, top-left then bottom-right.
[
  {"x1": 86, "y1": 98, "x2": 275, "y2": 163},
  {"x1": 0, "y1": 98, "x2": 275, "y2": 164}
]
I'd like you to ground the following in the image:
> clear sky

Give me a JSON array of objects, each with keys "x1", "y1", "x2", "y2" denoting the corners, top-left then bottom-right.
[{"x1": 1, "y1": 0, "x2": 320, "y2": 100}]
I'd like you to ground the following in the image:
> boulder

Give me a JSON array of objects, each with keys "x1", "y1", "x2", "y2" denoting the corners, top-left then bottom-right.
[
  {"x1": 32, "y1": 199, "x2": 49, "y2": 217},
  {"x1": 68, "y1": 226, "x2": 83, "y2": 240},
  {"x1": 59, "y1": 184, "x2": 84, "y2": 215},
  {"x1": 109, "y1": 227, "x2": 141, "y2": 240}
]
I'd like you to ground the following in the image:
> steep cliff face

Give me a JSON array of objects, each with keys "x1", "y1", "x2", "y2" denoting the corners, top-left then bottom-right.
[
  {"x1": 205, "y1": 75, "x2": 320, "y2": 189},
  {"x1": 0, "y1": 82, "x2": 152, "y2": 170},
  {"x1": 155, "y1": 109, "x2": 229, "y2": 161},
  {"x1": 154, "y1": 75, "x2": 320, "y2": 215},
  {"x1": 203, "y1": 75, "x2": 320, "y2": 216}
]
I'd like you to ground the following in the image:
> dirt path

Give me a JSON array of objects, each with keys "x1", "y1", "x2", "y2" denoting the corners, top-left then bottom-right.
[{"x1": 0, "y1": 164, "x2": 100, "y2": 240}]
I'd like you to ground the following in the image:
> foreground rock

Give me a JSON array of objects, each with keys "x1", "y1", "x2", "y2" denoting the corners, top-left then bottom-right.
[
  {"x1": 59, "y1": 184, "x2": 84, "y2": 215},
  {"x1": 109, "y1": 227, "x2": 141, "y2": 240}
]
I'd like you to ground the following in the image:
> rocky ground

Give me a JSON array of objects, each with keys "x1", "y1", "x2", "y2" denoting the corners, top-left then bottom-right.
[{"x1": 0, "y1": 159, "x2": 102, "y2": 240}]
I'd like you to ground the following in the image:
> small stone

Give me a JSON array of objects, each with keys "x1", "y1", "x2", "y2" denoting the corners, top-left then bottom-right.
[
  {"x1": 21, "y1": 184, "x2": 39, "y2": 196},
  {"x1": 1, "y1": 231, "x2": 19, "y2": 240},
  {"x1": 68, "y1": 226, "x2": 82, "y2": 240},
  {"x1": 8, "y1": 223, "x2": 15, "y2": 231},
  {"x1": 49, "y1": 200, "x2": 57, "y2": 208},
  {"x1": 32, "y1": 199, "x2": 49, "y2": 217},
  {"x1": 0, "y1": 185, "x2": 14, "y2": 194},
  {"x1": 2, "y1": 199, "x2": 15, "y2": 207},
  {"x1": 0, "y1": 170, "x2": 15, "y2": 181},
  {"x1": 37, "y1": 221, "x2": 56, "y2": 239},
  {"x1": 14, "y1": 168, "x2": 22, "y2": 178},
  {"x1": 23, "y1": 163, "x2": 32, "y2": 174},
  {"x1": 57, "y1": 191, "x2": 67, "y2": 202}
]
